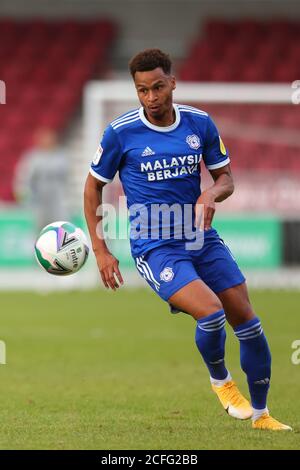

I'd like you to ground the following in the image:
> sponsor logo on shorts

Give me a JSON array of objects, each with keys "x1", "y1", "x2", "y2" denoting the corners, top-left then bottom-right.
[{"x1": 160, "y1": 267, "x2": 174, "y2": 282}]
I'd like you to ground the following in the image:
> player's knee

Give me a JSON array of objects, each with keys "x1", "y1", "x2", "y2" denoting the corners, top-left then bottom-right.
[
  {"x1": 227, "y1": 302, "x2": 255, "y2": 328},
  {"x1": 194, "y1": 299, "x2": 223, "y2": 320}
]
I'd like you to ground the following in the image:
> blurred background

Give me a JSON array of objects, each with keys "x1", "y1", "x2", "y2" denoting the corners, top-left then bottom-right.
[
  {"x1": 1, "y1": 0, "x2": 300, "y2": 452},
  {"x1": 0, "y1": 0, "x2": 299, "y2": 290}
]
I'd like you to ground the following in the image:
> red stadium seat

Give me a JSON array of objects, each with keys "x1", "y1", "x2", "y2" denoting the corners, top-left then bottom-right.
[
  {"x1": 180, "y1": 18, "x2": 300, "y2": 84},
  {"x1": 178, "y1": 19, "x2": 299, "y2": 177},
  {"x1": 0, "y1": 18, "x2": 117, "y2": 201}
]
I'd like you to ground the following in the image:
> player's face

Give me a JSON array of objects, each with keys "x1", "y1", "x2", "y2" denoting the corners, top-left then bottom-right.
[{"x1": 134, "y1": 68, "x2": 176, "y2": 124}]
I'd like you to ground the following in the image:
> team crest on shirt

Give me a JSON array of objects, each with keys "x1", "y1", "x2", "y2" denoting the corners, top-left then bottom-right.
[
  {"x1": 186, "y1": 135, "x2": 201, "y2": 150},
  {"x1": 160, "y1": 267, "x2": 174, "y2": 282},
  {"x1": 92, "y1": 145, "x2": 103, "y2": 165}
]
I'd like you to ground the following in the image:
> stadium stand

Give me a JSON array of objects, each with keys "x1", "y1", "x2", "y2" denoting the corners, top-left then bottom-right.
[
  {"x1": 0, "y1": 19, "x2": 117, "y2": 200},
  {"x1": 179, "y1": 19, "x2": 300, "y2": 173},
  {"x1": 180, "y1": 19, "x2": 300, "y2": 82}
]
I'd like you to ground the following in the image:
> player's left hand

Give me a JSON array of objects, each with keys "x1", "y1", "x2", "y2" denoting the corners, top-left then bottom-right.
[{"x1": 194, "y1": 190, "x2": 216, "y2": 231}]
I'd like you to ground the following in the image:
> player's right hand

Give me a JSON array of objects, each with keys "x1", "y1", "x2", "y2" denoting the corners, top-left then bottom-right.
[{"x1": 95, "y1": 251, "x2": 124, "y2": 291}]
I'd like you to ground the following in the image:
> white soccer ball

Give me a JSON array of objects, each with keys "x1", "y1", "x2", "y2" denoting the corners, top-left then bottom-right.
[{"x1": 34, "y1": 221, "x2": 89, "y2": 275}]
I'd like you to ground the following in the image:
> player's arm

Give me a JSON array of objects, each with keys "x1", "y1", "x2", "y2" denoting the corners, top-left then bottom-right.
[
  {"x1": 195, "y1": 164, "x2": 234, "y2": 230},
  {"x1": 84, "y1": 173, "x2": 123, "y2": 290},
  {"x1": 195, "y1": 114, "x2": 233, "y2": 230},
  {"x1": 208, "y1": 163, "x2": 234, "y2": 202},
  {"x1": 84, "y1": 124, "x2": 124, "y2": 290}
]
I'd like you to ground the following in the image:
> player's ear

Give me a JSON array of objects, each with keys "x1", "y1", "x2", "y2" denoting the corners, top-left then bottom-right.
[{"x1": 171, "y1": 75, "x2": 176, "y2": 90}]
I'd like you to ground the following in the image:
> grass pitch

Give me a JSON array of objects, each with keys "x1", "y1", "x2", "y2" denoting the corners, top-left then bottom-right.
[{"x1": 0, "y1": 288, "x2": 299, "y2": 449}]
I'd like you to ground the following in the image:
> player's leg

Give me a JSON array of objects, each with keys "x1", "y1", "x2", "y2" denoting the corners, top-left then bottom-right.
[
  {"x1": 215, "y1": 281, "x2": 254, "y2": 328},
  {"x1": 218, "y1": 283, "x2": 271, "y2": 416},
  {"x1": 218, "y1": 282, "x2": 292, "y2": 431},
  {"x1": 168, "y1": 278, "x2": 222, "y2": 319},
  {"x1": 136, "y1": 248, "x2": 233, "y2": 401},
  {"x1": 190, "y1": 230, "x2": 255, "y2": 420},
  {"x1": 169, "y1": 279, "x2": 231, "y2": 385},
  {"x1": 169, "y1": 278, "x2": 252, "y2": 420},
  {"x1": 135, "y1": 245, "x2": 252, "y2": 420}
]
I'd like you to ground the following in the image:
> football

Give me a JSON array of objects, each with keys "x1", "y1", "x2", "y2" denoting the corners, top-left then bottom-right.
[{"x1": 34, "y1": 221, "x2": 89, "y2": 275}]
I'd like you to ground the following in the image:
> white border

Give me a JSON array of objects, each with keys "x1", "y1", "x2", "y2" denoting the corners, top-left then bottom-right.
[
  {"x1": 89, "y1": 168, "x2": 112, "y2": 183},
  {"x1": 206, "y1": 157, "x2": 230, "y2": 170}
]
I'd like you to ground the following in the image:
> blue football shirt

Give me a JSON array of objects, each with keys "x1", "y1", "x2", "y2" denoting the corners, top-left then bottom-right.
[{"x1": 90, "y1": 104, "x2": 230, "y2": 257}]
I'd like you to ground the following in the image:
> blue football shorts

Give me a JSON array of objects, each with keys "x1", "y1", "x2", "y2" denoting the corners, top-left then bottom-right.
[{"x1": 134, "y1": 228, "x2": 246, "y2": 309}]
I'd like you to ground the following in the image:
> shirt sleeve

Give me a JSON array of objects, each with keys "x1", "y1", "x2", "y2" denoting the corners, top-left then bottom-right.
[
  {"x1": 90, "y1": 125, "x2": 123, "y2": 183},
  {"x1": 203, "y1": 115, "x2": 230, "y2": 170}
]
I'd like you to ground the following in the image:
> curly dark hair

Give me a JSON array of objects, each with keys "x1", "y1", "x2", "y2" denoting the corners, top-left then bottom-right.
[{"x1": 129, "y1": 49, "x2": 172, "y2": 78}]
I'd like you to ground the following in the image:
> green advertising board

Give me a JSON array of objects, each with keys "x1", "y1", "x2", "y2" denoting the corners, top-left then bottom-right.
[
  {"x1": 0, "y1": 210, "x2": 36, "y2": 267},
  {"x1": 0, "y1": 210, "x2": 92, "y2": 268},
  {"x1": 213, "y1": 215, "x2": 281, "y2": 268},
  {"x1": 109, "y1": 214, "x2": 282, "y2": 270},
  {"x1": 0, "y1": 210, "x2": 281, "y2": 269}
]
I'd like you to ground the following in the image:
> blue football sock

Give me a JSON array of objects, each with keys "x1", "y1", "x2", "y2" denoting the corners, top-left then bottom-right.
[
  {"x1": 234, "y1": 317, "x2": 271, "y2": 409},
  {"x1": 195, "y1": 309, "x2": 228, "y2": 380}
]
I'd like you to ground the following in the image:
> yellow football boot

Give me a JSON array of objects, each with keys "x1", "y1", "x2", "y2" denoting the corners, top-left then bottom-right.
[
  {"x1": 252, "y1": 413, "x2": 292, "y2": 431},
  {"x1": 212, "y1": 380, "x2": 253, "y2": 420}
]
